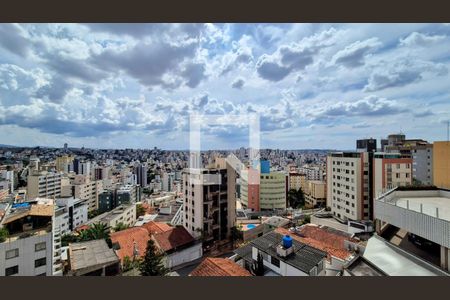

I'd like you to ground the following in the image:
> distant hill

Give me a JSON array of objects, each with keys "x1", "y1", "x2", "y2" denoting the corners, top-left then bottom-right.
[{"x1": 0, "y1": 144, "x2": 18, "y2": 148}]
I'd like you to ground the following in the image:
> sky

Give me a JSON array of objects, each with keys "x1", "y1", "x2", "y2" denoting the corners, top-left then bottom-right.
[{"x1": 0, "y1": 23, "x2": 449, "y2": 150}]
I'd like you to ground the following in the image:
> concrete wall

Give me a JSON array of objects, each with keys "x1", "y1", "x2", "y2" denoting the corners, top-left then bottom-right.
[
  {"x1": 165, "y1": 243, "x2": 203, "y2": 269},
  {"x1": 0, "y1": 232, "x2": 53, "y2": 276}
]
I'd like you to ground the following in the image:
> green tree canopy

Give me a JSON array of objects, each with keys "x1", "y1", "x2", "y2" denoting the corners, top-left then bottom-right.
[{"x1": 139, "y1": 239, "x2": 169, "y2": 276}]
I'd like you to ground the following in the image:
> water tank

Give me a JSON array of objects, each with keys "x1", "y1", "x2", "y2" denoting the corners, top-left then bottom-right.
[{"x1": 282, "y1": 235, "x2": 293, "y2": 249}]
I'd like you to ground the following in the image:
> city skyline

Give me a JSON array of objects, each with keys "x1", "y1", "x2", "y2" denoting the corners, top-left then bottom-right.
[{"x1": 1, "y1": 24, "x2": 450, "y2": 150}]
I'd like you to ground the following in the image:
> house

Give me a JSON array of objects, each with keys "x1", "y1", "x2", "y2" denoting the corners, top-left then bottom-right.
[
  {"x1": 275, "y1": 224, "x2": 363, "y2": 275},
  {"x1": 66, "y1": 239, "x2": 120, "y2": 276},
  {"x1": 110, "y1": 222, "x2": 202, "y2": 270},
  {"x1": 152, "y1": 226, "x2": 202, "y2": 269},
  {"x1": 190, "y1": 257, "x2": 251, "y2": 276},
  {"x1": 233, "y1": 231, "x2": 327, "y2": 276}
]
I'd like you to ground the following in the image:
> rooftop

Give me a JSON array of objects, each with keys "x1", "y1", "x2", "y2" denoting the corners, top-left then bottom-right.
[
  {"x1": 363, "y1": 235, "x2": 448, "y2": 276},
  {"x1": 344, "y1": 256, "x2": 387, "y2": 276},
  {"x1": 190, "y1": 258, "x2": 251, "y2": 276},
  {"x1": 378, "y1": 189, "x2": 450, "y2": 222},
  {"x1": 250, "y1": 231, "x2": 327, "y2": 273},
  {"x1": 111, "y1": 227, "x2": 150, "y2": 262},
  {"x1": 68, "y1": 239, "x2": 119, "y2": 274},
  {"x1": 152, "y1": 226, "x2": 195, "y2": 253},
  {"x1": 275, "y1": 225, "x2": 356, "y2": 261}
]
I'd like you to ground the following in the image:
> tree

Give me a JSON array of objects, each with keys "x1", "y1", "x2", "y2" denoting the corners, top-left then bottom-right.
[
  {"x1": 139, "y1": 239, "x2": 169, "y2": 276},
  {"x1": 288, "y1": 188, "x2": 305, "y2": 209},
  {"x1": 122, "y1": 256, "x2": 141, "y2": 272},
  {"x1": 136, "y1": 204, "x2": 146, "y2": 218},
  {"x1": 230, "y1": 226, "x2": 241, "y2": 246},
  {"x1": 113, "y1": 222, "x2": 129, "y2": 232},
  {"x1": 0, "y1": 227, "x2": 9, "y2": 243},
  {"x1": 251, "y1": 252, "x2": 265, "y2": 276},
  {"x1": 88, "y1": 223, "x2": 110, "y2": 240},
  {"x1": 61, "y1": 233, "x2": 78, "y2": 246}
]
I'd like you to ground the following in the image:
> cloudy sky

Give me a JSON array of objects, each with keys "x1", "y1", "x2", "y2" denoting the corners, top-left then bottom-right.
[{"x1": 0, "y1": 23, "x2": 449, "y2": 150}]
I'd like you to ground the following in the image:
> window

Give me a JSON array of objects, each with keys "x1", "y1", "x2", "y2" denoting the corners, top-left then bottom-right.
[
  {"x1": 271, "y1": 256, "x2": 280, "y2": 268},
  {"x1": 35, "y1": 242, "x2": 46, "y2": 252},
  {"x1": 5, "y1": 265, "x2": 19, "y2": 276},
  {"x1": 35, "y1": 258, "x2": 47, "y2": 268},
  {"x1": 5, "y1": 249, "x2": 19, "y2": 260}
]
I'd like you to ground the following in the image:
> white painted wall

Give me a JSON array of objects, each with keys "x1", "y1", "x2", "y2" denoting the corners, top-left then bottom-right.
[{"x1": 165, "y1": 243, "x2": 203, "y2": 269}]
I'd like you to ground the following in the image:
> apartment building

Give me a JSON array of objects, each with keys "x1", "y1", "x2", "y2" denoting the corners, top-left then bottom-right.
[
  {"x1": 259, "y1": 172, "x2": 286, "y2": 210},
  {"x1": 54, "y1": 197, "x2": 88, "y2": 236},
  {"x1": 326, "y1": 152, "x2": 371, "y2": 222},
  {"x1": 433, "y1": 141, "x2": 450, "y2": 189},
  {"x1": 182, "y1": 158, "x2": 236, "y2": 244},
  {"x1": 372, "y1": 153, "x2": 412, "y2": 198},
  {"x1": 304, "y1": 180, "x2": 326, "y2": 208},
  {"x1": 55, "y1": 155, "x2": 74, "y2": 173},
  {"x1": 86, "y1": 204, "x2": 136, "y2": 229},
  {"x1": 240, "y1": 168, "x2": 260, "y2": 211},
  {"x1": 27, "y1": 171, "x2": 63, "y2": 200},
  {"x1": 298, "y1": 166, "x2": 324, "y2": 181},
  {"x1": 0, "y1": 201, "x2": 62, "y2": 276},
  {"x1": 289, "y1": 172, "x2": 306, "y2": 191},
  {"x1": 73, "y1": 175, "x2": 103, "y2": 212},
  {"x1": 385, "y1": 138, "x2": 433, "y2": 185}
]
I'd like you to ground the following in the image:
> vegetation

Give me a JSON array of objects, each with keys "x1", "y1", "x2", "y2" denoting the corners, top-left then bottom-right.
[
  {"x1": 0, "y1": 227, "x2": 9, "y2": 243},
  {"x1": 230, "y1": 226, "x2": 241, "y2": 246},
  {"x1": 60, "y1": 223, "x2": 112, "y2": 247},
  {"x1": 139, "y1": 239, "x2": 169, "y2": 276},
  {"x1": 88, "y1": 210, "x2": 100, "y2": 219},
  {"x1": 136, "y1": 204, "x2": 146, "y2": 218},
  {"x1": 113, "y1": 222, "x2": 129, "y2": 232},
  {"x1": 287, "y1": 188, "x2": 305, "y2": 209},
  {"x1": 122, "y1": 256, "x2": 141, "y2": 272},
  {"x1": 61, "y1": 233, "x2": 79, "y2": 247},
  {"x1": 251, "y1": 253, "x2": 265, "y2": 276}
]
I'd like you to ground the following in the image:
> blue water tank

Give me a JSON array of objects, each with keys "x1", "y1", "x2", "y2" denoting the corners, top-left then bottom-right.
[
  {"x1": 260, "y1": 160, "x2": 270, "y2": 174},
  {"x1": 282, "y1": 235, "x2": 293, "y2": 249}
]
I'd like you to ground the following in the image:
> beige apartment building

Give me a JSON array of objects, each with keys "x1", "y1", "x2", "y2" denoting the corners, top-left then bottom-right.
[
  {"x1": 289, "y1": 172, "x2": 306, "y2": 191},
  {"x1": 182, "y1": 158, "x2": 236, "y2": 243},
  {"x1": 55, "y1": 155, "x2": 74, "y2": 173},
  {"x1": 373, "y1": 153, "x2": 413, "y2": 198},
  {"x1": 27, "y1": 171, "x2": 63, "y2": 200},
  {"x1": 304, "y1": 180, "x2": 326, "y2": 208},
  {"x1": 326, "y1": 152, "x2": 370, "y2": 222},
  {"x1": 73, "y1": 175, "x2": 103, "y2": 212},
  {"x1": 433, "y1": 141, "x2": 450, "y2": 189}
]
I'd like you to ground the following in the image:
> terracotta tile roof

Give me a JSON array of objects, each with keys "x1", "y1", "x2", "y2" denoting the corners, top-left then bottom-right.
[
  {"x1": 140, "y1": 203, "x2": 156, "y2": 214},
  {"x1": 152, "y1": 226, "x2": 194, "y2": 252},
  {"x1": 111, "y1": 227, "x2": 150, "y2": 262},
  {"x1": 275, "y1": 226, "x2": 354, "y2": 261},
  {"x1": 75, "y1": 224, "x2": 90, "y2": 232},
  {"x1": 110, "y1": 222, "x2": 173, "y2": 262},
  {"x1": 190, "y1": 258, "x2": 251, "y2": 276},
  {"x1": 141, "y1": 221, "x2": 172, "y2": 235}
]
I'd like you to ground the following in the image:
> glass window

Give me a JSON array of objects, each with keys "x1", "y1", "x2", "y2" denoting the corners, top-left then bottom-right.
[
  {"x1": 5, "y1": 249, "x2": 19, "y2": 260},
  {"x1": 35, "y1": 242, "x2": 46, "y2": 252},
  {"x1": 35, "y1": 258, "x2": 47, "y2": 268},
  {"x1": 5, "y1": 265, "x2": 19, "y2": 276},
  {"x1": 271, "y1": 256, "x2": 280, "y2": 268}
]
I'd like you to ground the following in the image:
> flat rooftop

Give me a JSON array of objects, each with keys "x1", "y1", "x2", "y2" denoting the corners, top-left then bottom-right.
[
  {"x1": 380, "y1": 189, "x2": 450, "y2": 222},
  {"x1": 69, "y1": 239, "x2": 119, "y2": 272}
]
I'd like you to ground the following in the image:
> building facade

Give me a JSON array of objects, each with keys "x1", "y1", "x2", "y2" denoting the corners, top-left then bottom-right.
[
  {"x1": 433, "y1": 141, "x2": 450, "y2": 189},
  {"x1": 27, "y1": 171, "x2": 63, "y2": 200}
]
